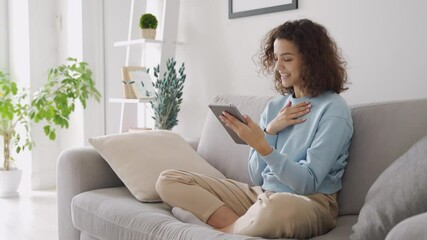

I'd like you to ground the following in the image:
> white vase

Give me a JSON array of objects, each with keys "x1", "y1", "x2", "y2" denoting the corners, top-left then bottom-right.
[
  {"x1": 0, "y1": 168, "x2": 22, "y2": 198},
  {"x1": 141, "y1": 29, "x2": 156, "y2": 40}
]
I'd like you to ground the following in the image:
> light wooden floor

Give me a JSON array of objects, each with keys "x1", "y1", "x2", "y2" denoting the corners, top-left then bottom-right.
[{"x1": 0, "y1": 190, "x2": 58, "y2": 240}]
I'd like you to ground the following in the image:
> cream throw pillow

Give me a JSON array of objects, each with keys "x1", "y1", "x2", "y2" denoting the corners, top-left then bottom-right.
[{"x1": 89, "y1": 130, "x2": 226, "y2": 202}]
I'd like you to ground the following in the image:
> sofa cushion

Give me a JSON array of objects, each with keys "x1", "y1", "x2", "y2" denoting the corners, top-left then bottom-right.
[
  {"x1": 89, "y1": 131, "x2": 225, "y2": 202},
  {"x1": 311, "y1": 215, "x2": 358, "y2": 240},
  {"x1": 385, "y1": 212, "x2": 427, "y2": 240},
  {"x1": 72, "y1": 187, "x2": 356, "y2": 240},
  {"x1": 350, "y1": 134, "x2": 427, "y2": 240},
  {"x1": 198, "y1": 95, "x2": 274, "y2": 185},
  {"x1": 338, "y1": 98, "x2": 427, "y2": 215},
  {"x1": 72, "y1": 187, "x2": 266, "y2": 240}
]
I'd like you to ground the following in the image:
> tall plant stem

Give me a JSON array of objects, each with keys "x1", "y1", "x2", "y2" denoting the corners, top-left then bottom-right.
[{"x1": 3, "y1": 133, "x2": 11, "y2": 170}]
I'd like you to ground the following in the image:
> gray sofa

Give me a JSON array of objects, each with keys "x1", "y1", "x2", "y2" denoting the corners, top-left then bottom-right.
[{"x1": 58, "y1": 95, "x2": 427, "y2": 240}]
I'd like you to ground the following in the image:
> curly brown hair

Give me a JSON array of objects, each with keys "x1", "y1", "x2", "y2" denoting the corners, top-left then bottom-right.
[{"x1": 259, "y1": 19, "x2": 348, "y2": 97}]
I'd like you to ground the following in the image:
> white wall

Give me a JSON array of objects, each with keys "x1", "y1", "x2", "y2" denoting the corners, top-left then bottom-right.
[
  {"x1": 7, "y1": 0, "x2": 101, "y2": 190},
  {"x1": 27, "y1": 0, "x2": 61, "y2": 189},
  {"x1": 100, "y1": 0, "x2": 427, "y2": 138},
  {"x1": 0, "y1": 0, "x2": 8, "y2": 171},
  {"x1": 56, "y1": 0, "x2": 85, "y2": 151},
  {"x1": 171, "y1": 0, "x2": 427, "y2": 138},
  {"x1": 27, "y1": 0, "x2": 105, "y2": 189},
  {"x1": 104, "y1": 0, "x2": 149, "y2": 134},
  {"x1": 81, "y1": 0, "x2": 106, "y2": 144},
  {"x1": 8, "y1": 0, "x2": 32, "y2": 190},
  {"x1": 0, "y1": 0, "x2": 9, "y2": 71}
]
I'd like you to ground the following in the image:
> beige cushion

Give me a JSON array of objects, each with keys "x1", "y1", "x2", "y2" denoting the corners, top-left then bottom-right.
[{"x1": 89, "y1": 130, "x2": 225, "y2": 202}]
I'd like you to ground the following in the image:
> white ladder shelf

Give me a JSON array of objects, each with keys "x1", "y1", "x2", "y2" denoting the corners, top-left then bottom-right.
[{"x1": 110, "y1": 0, "x2": 181, "y2": 133}]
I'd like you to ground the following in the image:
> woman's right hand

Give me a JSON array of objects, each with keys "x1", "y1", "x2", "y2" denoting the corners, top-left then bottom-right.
[{"x1": 265, "y1": 101, "x2": 311, "y2": 135}]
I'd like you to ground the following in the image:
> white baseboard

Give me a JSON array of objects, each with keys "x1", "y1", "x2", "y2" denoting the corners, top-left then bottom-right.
[{"x1": 31, "y1": 169, "x2": 56, "y2": 190}]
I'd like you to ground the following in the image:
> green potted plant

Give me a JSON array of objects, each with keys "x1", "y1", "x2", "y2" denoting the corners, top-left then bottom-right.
[
  {"x1": 150, "y1": 58, "x2": 186, "y2": 130},
  {"x1": 0, "y1": 57, "x2": 101, "y2": 197},
  {"x1": 139, "y1": 13, "x2": 158, "y2": 40}
]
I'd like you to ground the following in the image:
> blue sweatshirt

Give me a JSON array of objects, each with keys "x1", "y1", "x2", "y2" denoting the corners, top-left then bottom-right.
[{"x1": 248, "y1": 91, "x2": 353, "y2": 195}]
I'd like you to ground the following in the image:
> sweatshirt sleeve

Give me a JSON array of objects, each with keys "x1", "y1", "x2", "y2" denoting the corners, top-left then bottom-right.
[
  {"x1": 262, "y1": 116, "x2": 353, "y2": 195},
  {"x1": 247, "y1": 105, "x2": 278, "y2": 186}
]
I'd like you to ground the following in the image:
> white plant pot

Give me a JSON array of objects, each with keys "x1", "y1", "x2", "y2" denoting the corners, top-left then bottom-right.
[
  {"x1": 141, "y1": 29, "x2": 156, "y2": 40},
  {"x1": 0, "y1": 168, "x2": 22, "y2": 198}
]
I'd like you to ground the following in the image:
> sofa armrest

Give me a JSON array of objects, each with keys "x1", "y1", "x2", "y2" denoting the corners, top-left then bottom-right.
[
  {"x1": 57, "y1": 147, "x2": 123, "y2": 240},
  {"x1": 385, "y1": 212, "x2": 427, "y2": 240},
  {"x1": 184, "y1": 137, "x2": 200, "y2": 151}
]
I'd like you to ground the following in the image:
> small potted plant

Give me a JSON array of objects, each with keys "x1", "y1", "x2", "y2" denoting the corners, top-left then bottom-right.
[
  {"x1": 0, "y1": 57, "x2": 101, "y2": 197},
  {"x1": 139, "y1": 13, "x2": 158, "y2": 40},
  {"x1": 150, "y1": 58, "x2": 186, "y2": 130}
]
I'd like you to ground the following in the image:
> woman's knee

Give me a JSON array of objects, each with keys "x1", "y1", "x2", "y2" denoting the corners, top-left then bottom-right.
[
  {"x1": 155, "y1": 169, "x2": 189, "y2": 201},
  {"x1": 256, "y1": 193, "x2": 310, "y2": 219},
  {"x1": 235, "y1": 193, "x2": 318, "y2": 238}
]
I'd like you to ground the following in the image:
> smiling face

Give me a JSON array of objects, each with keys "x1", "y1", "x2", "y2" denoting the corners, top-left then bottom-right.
[{"x1": 273, "y1": 38, "x2": 305, "y2": 97}]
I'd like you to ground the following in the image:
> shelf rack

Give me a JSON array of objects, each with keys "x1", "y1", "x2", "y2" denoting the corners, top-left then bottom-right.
[{"x1": 109, "y1": 0, "x2": 181, "y2": 133}]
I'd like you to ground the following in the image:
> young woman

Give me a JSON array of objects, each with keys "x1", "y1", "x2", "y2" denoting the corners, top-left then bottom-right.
[{"x1": 156, "y1": 19, "x2": 353, "y2": 239}]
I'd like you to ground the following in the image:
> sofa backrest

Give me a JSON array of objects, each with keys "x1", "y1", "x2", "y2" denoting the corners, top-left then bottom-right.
[
  {"x1": 198, "y1": 95, "x2": 427, "y2": 216},
  {"x1": 197, "y1": 95, "x2": 273, "y2": 184},
  {"x1": 338, "y1": 98, "x2": 427, "y2": 215}
]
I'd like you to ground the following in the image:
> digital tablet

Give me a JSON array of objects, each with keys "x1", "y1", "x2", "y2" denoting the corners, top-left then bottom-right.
[{"x1": 208, "y1": 104, "x2": 248, "y2": 145}]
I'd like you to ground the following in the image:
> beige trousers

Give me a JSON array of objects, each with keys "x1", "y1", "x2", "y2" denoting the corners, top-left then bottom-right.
[{"x1": 156, "y1": 169, "x2": 338, "y2": 239}]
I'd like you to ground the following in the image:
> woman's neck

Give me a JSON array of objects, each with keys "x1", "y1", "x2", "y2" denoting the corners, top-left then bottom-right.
[{"x1": 293, "y1": 87, "x2": 309, "y2": 98}]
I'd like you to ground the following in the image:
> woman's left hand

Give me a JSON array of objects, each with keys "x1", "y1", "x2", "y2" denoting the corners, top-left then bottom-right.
[{"x1": 220, "y1": 112, "x2": 273, "y2": 156}]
